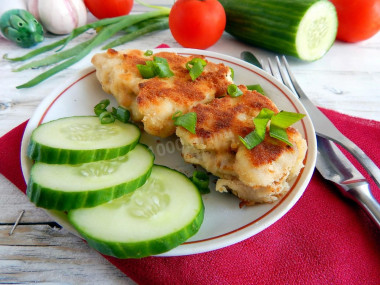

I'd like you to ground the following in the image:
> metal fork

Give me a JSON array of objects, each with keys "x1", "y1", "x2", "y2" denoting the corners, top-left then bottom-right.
[
  {"x1": 266, "y1": 56, "x2": 380, "y2": 228},
  {"x1": 267, "y1": 56, "x2": 380, "y2": 189}
]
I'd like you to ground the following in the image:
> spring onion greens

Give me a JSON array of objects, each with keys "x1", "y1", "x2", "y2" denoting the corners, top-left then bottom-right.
[
  {"x1": 246, "y1": 84, "x2": 265, "y2": 95},
  {"x1": 190, "y1": 171, "x2": 210, "y2": 194},
  {"x1": 239, "y1": 108, "x2": 274, "y2": 149},
  {"x1": 227, "y1": 84, "x2": 243, "y2": 97},
  {"x1": 239, "y1": 108, "x2": 305, "y2": 149},
  {"x1": 94, "y1": 99, "x2": 111, "y2": 116},
  {"x1": 102, "y1": 17, "x2": 169, "y2": 50},
  {"x1": 99, "y1": 111, "x2": 116, "y2": 124},
  {"x1": 186, "y1": 58, "x2": 207, "y2": 81},
  {"x1": 144, "y1": 50, "x2": 154, "y2": 56},
  {"x1": 94, "y1": 99, "x2": 130, "y2": 124},
  {"x1": 4, "y1": 5, "x2": 170, "y2": 89},
  {"x1": 172, "y1": 111, "x2": 197, "y2": 134},
  {"x1": 137, "y1": 56, "x2": 174, "y2": 78},
  {"x1": 3, "y1": 15, "x2": 133, "y2": 62},
  {"x1": 229, "y1": 67, "x2": 234, "y2": 79}
]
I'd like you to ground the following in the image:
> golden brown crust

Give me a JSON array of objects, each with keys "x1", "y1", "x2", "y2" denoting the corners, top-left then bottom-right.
[
  {"x1": 91, "y1": 49, "x2": 233, "y2": 137},
  {"x1": 177, "y1": 86, "x2": 307, "y2": 205},
  {"x1": 92, "y1": 49, "x2": 308, "y2": 206}
]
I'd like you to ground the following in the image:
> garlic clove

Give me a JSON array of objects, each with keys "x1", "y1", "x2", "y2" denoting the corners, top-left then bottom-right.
[{"x1": 28, "y1": 0, "x2": 87, "y2": 35}]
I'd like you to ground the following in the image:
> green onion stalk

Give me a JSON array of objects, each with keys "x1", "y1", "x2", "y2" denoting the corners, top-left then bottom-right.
[{"x1": 3, "y1": 5, "x2": 170, "y2": 89}]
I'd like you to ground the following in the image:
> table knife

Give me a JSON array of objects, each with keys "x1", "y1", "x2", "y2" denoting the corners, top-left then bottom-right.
[{"x1": 316, "y1": 136, "x2": 380, "y2": 228}]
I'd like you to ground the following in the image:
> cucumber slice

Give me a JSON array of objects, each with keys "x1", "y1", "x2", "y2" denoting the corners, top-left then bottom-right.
[
  {"x1": 27, "y1": 144, "x2": 154, "y2": 211},
  {"x1": 68, "y1": 165, "x2": 204, "y2": 258},
  {"x1": 296, "y1": 1, "x2": 338, "y2": 61},
  {"x1": 27, "y1": 116, "x2": 141, "y2": 164}
]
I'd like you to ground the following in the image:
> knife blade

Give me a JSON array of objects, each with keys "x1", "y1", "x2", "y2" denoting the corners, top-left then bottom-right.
[{"x1": 316, "y1": 136, "x2": 380, "y2": 228}]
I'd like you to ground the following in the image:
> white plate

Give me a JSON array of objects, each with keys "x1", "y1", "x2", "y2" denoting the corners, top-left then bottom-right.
[{"x1": 20, "y1": 48, "x2": 317, "y2": 257}]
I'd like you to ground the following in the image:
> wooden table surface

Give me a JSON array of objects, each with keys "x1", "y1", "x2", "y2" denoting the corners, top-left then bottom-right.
[{"x1": 1, "y1": 4, "x2": 379, "y2": 283}]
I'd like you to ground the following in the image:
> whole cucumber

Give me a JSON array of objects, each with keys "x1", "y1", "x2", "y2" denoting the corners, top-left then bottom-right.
[{"x1": 219, "y1": 0, "x2": 338, "y2": 61}]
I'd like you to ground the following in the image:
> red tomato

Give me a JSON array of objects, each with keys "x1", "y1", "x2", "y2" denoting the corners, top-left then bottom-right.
[
  {"x1": 329, "y1": 0, "x2": 380, "y2": 42},
  {"x1": 169, "y1": 0, "x2": 226, "y2": 49},
  {"x1": 84, "y1": 0, "x2": 134, "y2": 19}
]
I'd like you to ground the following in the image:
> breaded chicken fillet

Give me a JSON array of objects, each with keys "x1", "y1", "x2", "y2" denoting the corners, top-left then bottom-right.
[
  {"x1": 176, "y1": 85, "x2": 307, "y2": 205},
  {"x1": 92, "y1": 49, "x2": 233, "y2": 137}
]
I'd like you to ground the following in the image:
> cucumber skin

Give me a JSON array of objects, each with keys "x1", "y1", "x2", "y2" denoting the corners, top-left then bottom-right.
[
  {"x1": 27, "y1": 119, "x2": 141, "y2": 165},
  {"x1": 27, "y1": 140, "x2": 139, "y2": 165},
  {"x1": 71, "y1": 204, "x2": 204, "y2": 259},
  {"x1": 68, "y1": 165, "x2": 205, "y2": 258},
  {"x1": 27, "y1": 145, "x2": 154, "y2": 211},
  {"x1": 218, "y1": 0, "x2": 336, "y2": 60}
]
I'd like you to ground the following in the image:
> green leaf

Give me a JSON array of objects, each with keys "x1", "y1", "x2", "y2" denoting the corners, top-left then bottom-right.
[
  {"x1": 227, "y1": 84, "x2": 243, "y2": 97},
  {"x1": 269, "y1": 124, "x2": 292, "y2": 146},
  {"x1": 94, "y1": 99, "x2": 110, "y2": 116},
  {"x1": 186, "y1": 58, "x2": 207, "y2": 81},
  {"x1": 239, "y1": 108, "x2": 274, "y2": 149},
  {"x1": 246, "y1": 84, "x2": 265, "y2": 95},
  {"x1": 99, "y1": 111, "x2": 115, "y2": 124},
  {"x1": 144, "y1": 49, "x2": 153, "y2": 56},
  {"x1": 172, "y1": 112, "x2": 197, "y2": 134},
  {"x1": 190, "y1": 171, "x2": 210, "y2": 194},
  {"x1": 137, "y1": 56, "x2": 174, "y2": 79},
  {"x1": 270, "y1": 111, "x2": 305, "y2": 128}
]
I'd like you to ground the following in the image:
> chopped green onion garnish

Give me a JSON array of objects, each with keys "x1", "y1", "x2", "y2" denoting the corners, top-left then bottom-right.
[
  {"x1": 229, "y1": 67, "x2": 234, "y2": 79},
  {"x1": 247, "y1": 84, "x2": 265, "y2": 95},
  {"x1": 186, "y1": 58, "x2": 207, "y2": 81},
  {"x1": 270, "y1": 111, "x2": 306, "y2": 128},
  {"x1": 154, "y1": 62, "x2": 174, "y2": 78},
  {"x1": 94, "y1": 99, "x2": 130, "y2": 124},
  {"x1": 190, "y1": 171, "x2": 210, "y2": 194},
  {"x1": 239, "y1": 108, "x2": 304, "y2": 149},
  {"x1": 144, "y1": 50, "x2": 153, "y2": 56},
  {"x1": 99, "y1": 111, "x2": 115, "y2": 124},
  {"x1": 268, "y1": 111, "x2": 305, "y2": 146},
  {"x1": 112, "y1": 106, "x2": 130, "y2": 123},
  {"x1": 137, "y1": 63, "x2": 156, "y2": 79},
  {"x1": 172, "y1": 111, "x2": 197, "y2": 134},
  {"x1": 269, "y1": 124, "x2": 292, "y2": 146},
  {"x1": 227, "y1": 84, "x2": 243, "y2": 97},
  {"x1": 137, "y1": 56, "x2": 174, "y2": 79},
  {"x1": 94, "y1": 99, "x2": 110, "y2": 116},
  {"x1": 239, "y1": 108, "x2": 274, "y2": 149}
]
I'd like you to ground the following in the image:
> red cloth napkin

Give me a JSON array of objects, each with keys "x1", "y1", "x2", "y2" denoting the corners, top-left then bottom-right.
[{"x1": 1, "y1": 108, "x2": 380, "y2": 285}]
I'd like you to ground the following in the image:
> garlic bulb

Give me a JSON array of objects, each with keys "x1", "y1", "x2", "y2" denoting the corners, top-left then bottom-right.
[{"x1": 27, "y1": 0, "x2": 87, "y2": 35}]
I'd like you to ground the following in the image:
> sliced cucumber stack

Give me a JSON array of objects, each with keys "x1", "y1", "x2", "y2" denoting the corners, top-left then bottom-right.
[
  {"x1": 68, "y1": 165, "x2": 204, "y2": 258},
  {"x1": 27, "y1": 116, "x2": 141, "y2": 164},
  {"x1": 27, "y1": 144, "x2": 154, "y2": 210}
]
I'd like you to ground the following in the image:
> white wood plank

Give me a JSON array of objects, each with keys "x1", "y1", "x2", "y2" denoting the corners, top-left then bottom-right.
[
  {"x1": 0, "y1": 175, "x2": 54, "y2": 223},
  {"x1": 0, "y1": 224, "x2": 135, "y2": 284}
]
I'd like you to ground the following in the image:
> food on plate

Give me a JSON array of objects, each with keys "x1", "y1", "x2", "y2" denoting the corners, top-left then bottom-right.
[
  {"x1": 176, "y1": 85, "x2": 307, "y2": 205},
  {"x1": 218, "y1": 0, "x2": 338, "y2": 61},
  {"x1": 91, "y1": 49, "x2": 307, "y2": 206},
  {"x1": 68, "y1": 165, "x2": 204, "y2": 258},
  {"x1": 26, "y1": 111, "x2": 204, "y2": 258},
  {"x1": 27, "y1": 116, "x2": 140, "y2": 164},
  {"x1": 27, "y1": 143, "x2": 154, "y2": 211},
  {"x1": 91, "y1": 49, "x2": 233, "y2": 137}
]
